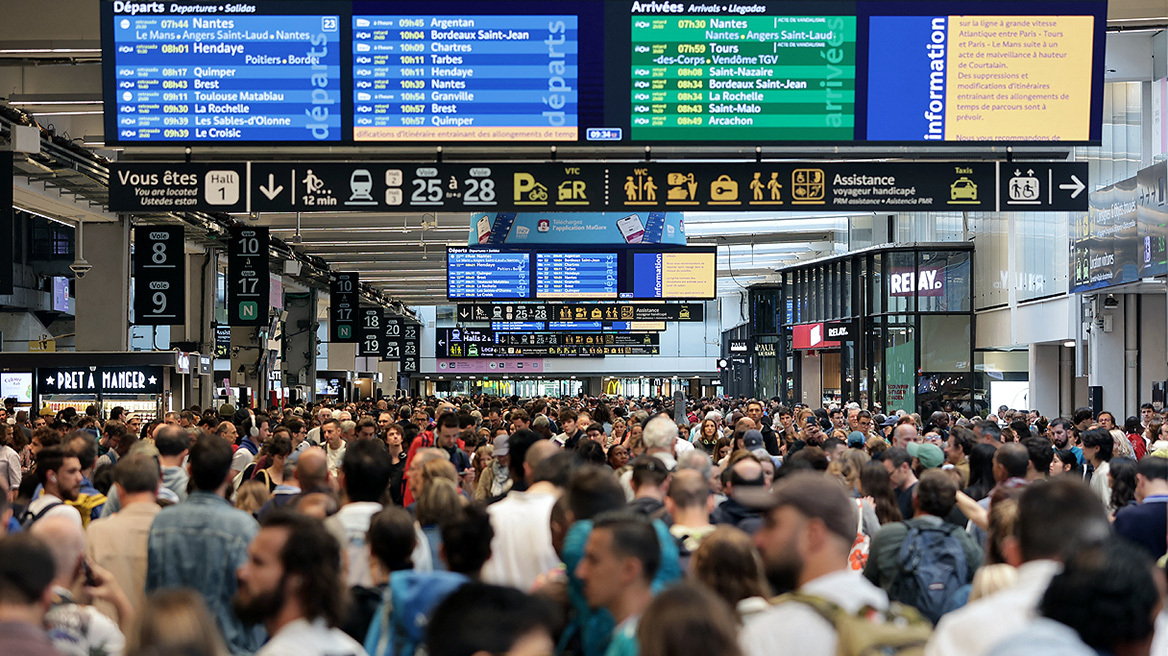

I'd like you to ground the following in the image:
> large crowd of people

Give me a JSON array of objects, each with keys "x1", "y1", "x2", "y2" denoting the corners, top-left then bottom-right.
[{"x1": 0, "y1": 395, "x2": 1166, "y2": 656}]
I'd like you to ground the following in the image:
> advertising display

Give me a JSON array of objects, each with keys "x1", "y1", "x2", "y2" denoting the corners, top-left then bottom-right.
[
  {"x1": 1071, "y1": 162, "x2": 1168, "y2": 292},
  {"x1": 469, "y1": 211, "x2": 686, "y2": 246},
  {"x1": 101, "y1": 0, "x2": 1106, "y2": 146},
  {"x1": 1, "y1": 372, "x2": 33, "y2": 403},
  {"x1": 132, "y1": 225, "x2": 185, "y2": 325},
  {"x1": 446, "y1": 246, "x2": 716, "y2": 301},
  {"x1": 791, "y1": 323, "x2": 841, "y2": 350}
]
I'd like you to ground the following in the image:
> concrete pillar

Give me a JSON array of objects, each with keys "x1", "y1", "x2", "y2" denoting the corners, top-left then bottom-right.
[
  {"x1": 171, "y1": 251, "x2": 215, "y2": 408},
  {"x1": 282, "y1": 290, "x2": 317, "y2": 396},
  {"x1": 1088, "y1": 295, "x2": 1126, "y2": 417},
  {"x1": 377, "y1": 359, "x2": 399, "y2": 397},
  {"x1": 1029, "y1": 343, "x2": 1060, "y2": 417},
  {"x1": 1124, "y1": 294, "x2": 1139, "y2": 418},
  {"x1": 230, "y1": 326, "x2": 263, "y2": 408},
  {"x1": 1059, "y1": 346, "x2": 1075, "y2": 418},
  {"x1": 75, "y1": 218, "x2": 130, "y2": 351}
]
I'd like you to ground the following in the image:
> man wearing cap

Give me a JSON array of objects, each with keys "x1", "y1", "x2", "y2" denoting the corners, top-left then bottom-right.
[
  {"x1": 744, "y1": 430, "x2": 781, "y2": 470},
  {"x1": 741, "y1": 472, "x2": 893, "y2": 656},
  {"x1": 477, "y1": 434, "x2": 513, "y2": 500}
]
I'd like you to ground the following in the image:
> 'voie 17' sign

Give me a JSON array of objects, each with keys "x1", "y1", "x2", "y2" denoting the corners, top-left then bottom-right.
[
  {"x1": 889, "y1": 267, "x2": 945, "y2": 297},
  {"x1": 38, "y1": 366, "x2": 164, "y2": 395}
]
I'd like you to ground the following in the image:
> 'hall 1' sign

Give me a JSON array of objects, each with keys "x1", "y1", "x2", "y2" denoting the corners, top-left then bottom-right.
[{"x1": 38, "y1": 366, "x2": 164, "y2": 395}]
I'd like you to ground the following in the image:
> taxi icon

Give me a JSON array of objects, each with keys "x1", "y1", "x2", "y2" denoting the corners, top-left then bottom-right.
[{"x1": 950, "y1": 177, "x2": 978, "y2": 201}]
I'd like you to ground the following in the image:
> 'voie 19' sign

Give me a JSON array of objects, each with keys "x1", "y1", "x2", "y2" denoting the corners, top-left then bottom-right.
[
  {"x1": 889, "y1": 267, "x2": 945, "y2": 297},
  {"x1": 38, "y1": 366, "x2": 164, "y2": 395}
]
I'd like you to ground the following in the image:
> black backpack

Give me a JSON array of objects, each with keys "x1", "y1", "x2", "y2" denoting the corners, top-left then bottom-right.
[{"x1": 888, "y1": 522, "x2": 970, "y2": 624}]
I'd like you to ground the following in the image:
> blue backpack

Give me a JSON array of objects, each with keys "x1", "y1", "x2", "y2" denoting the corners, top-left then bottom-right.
[
  {"x1": 889, "y1": 523, "x2": 970, "y2": 624},
  {"x1": 364, "y1": 570, "x2": 467, "y2": 656}
]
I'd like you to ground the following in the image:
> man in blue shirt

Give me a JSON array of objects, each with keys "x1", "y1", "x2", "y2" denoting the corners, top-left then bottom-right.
[
  {"x1": 146, "y1": 434, "x2": 264, "y2": 655},
  {"x1": 1114, "y1": 456, "x2": 1168, "y2": 560}
]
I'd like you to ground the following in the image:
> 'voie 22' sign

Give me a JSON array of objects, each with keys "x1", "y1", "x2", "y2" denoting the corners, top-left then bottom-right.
[{"x1": 38, "y1": 366, "x2": 165, "y2": 395}]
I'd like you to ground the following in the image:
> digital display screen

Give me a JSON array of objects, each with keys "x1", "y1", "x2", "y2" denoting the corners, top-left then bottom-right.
[
  {"x1": 632, "y1": 251, "x2": 717, "y2": 299},
  {"x1": 447, "y1": 249, "x2": 532, "y2": 299},
  {"x1": 1, "y1": 372, "x2": 33, "y2": 404},
  {"x1": 536, "y1": 253, "x2": 618, "y2": 299},
  {"x1": 102, "y1": 0, "x2": 1105, "y2": 145},
  {"x1": 107, "y1": 5, "x2": 342, "y2": 142},
  {"x1": 447, "y1": 246, "x2": 716, "y2": 300},
  {"x1": 352, "y1": 14, "x2": 578, "y2": 141}
]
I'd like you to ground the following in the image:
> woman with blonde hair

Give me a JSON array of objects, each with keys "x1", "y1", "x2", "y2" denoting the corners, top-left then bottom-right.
[
  {"x1": 690, "y1": 526, "x2": 771, "y2": 621},
  {"x1": 127, "y1": 588, "x2": 229, "y2": 656},
  {"x1": 233, "y1": 480, "x2": 270, "y2": 516}
]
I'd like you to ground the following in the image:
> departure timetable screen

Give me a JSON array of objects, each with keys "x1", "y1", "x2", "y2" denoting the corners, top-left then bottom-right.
[{"x1": 102, "y1": 0, "x2": 1106, "y2": 145}]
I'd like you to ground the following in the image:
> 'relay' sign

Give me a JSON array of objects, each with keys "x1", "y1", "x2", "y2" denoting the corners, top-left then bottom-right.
[
  {"x1": 792, "y1": 323, "x2": 841, "y2": 350},
  {"x1": 889, "y1": 267, "x2": 945, "y2": 297}
]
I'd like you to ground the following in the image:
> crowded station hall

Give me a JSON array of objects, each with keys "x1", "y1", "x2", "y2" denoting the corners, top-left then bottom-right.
[
  {"x1": 0, "y1": 397, "x2": 1166, "y2": 656},
  {"x1": 2, "y1": 0, "x2": 1168, "y2": 655}
]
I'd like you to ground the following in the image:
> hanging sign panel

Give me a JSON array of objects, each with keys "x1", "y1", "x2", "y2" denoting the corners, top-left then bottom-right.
[
  {"x1": 227, "y1": 225, "x2": 270, "y2": 326},
  {"x1": 359, "y1": 307, "x2": 384, "y2": 356},
  {"x1": 109, "y1": 161, "x2": 1089, "y2": 213},
  {"x1": 133, "y1": 225, "x2": 185, "y2": 325},
  {"x1": 329, "y1": 272, "x2": 360, "y2": 342}
]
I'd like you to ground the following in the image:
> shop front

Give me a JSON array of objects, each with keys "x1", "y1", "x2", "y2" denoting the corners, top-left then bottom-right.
[{"x1": 752, "y1": 243, "x2": 976, "y2": 416}]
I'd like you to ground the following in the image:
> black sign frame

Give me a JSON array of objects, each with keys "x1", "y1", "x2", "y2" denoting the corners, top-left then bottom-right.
[
  {"x1": 458, "y1": 302, "x2": 704, "y2": 323},
  {"x1": 227, "y1": 225, "x2": 270, "y2": 327},
  {"x1": 329, "y1": 272, "x2": 359, "y2": 343},
  {"x1": 359, "y1": 307, "x2": 384, "y2": 356},
  {"x1": 38, "y1": 365, "x2": 165, "y2": 396},
  {"x1": 133, "y1": 225, "x2": 185, "y2": 325},
  {"x1": 400, "y1": 322, "x2": 420, "y2": 374}
]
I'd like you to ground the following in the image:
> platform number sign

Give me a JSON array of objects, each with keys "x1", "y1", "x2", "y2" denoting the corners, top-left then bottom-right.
[
  {"x1": 133, "y1": 225, "x2": 185, "y2": 325},
  {"x1": 400, "y1": 323, "x2": 419, "y2": 374},
  {"x1": 359, "y1": 307, "x2": 383, "y2": 356},
  {"x1": 227, "y1": 225, "x2": 270, "y2": 326},
  {"x1": 381, "y1": 317, "x2": 402, "y2": 362},
  {"x1": 330, "y1": 273, "x2": 359, "y2": 342}
]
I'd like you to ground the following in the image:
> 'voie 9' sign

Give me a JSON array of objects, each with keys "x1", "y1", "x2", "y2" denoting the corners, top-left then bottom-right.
[{"x1": 38, "y1": 366, "x2": 164, "y2": 395}]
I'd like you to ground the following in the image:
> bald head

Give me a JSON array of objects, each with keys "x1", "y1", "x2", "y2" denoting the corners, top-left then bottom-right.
[
  {"x1": 30, "y1": 515, "x2": 85, "y2": 584},
  {"x1": 294, "y1": 447, "x2": 329, "y2": 491},
  {"x1": 892, "y1": 423, "x2": 918, "y2": 448},
  {"x1": 525, "y1": 439, "x2": 560, "y2": 469}
]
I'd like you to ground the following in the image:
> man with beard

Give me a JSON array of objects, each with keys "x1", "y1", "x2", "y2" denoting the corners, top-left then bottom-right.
[
  {"x1": 235, "y1": 511, "x2": 367, "y2": 656},
  {"x1": 22, "y1": 445, "x2": 84, "y2": 528},
  {"x1": 740, "y1": 472, "x2": 904, "y2": 656},
  {"x1": 1047, "y1": 418, "x2": 1081, "y2": 464}
]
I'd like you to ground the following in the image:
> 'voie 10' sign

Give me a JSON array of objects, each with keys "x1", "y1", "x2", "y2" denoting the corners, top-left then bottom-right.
[
  {"x1": 38, "y1": 366, "x2": 164, "y2": 395},
  {"x1": 889, "y1": 267, "x2": 945, "y2": 297}
]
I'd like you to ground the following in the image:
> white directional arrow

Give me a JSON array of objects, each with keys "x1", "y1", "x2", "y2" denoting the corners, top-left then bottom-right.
[
  {"x1": 259, "y1": 174, "x2": 284, "y2": 200},
  {"x1": 1059, "y1": 175, "x2": 1086, "y2": 198}
]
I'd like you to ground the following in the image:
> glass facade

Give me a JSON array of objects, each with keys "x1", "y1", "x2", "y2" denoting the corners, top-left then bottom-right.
[{"x1": 750, "y1": 243, "x2": 975, "y2": 415}]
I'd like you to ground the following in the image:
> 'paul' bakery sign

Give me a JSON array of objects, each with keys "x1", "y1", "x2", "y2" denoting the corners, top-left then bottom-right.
[{"x1": 38, "y1": 366, "x2": 164, "y2": 395}]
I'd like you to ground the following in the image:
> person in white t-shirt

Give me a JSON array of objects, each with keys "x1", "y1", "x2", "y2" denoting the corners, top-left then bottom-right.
[
  {"x1": 481, "y1": 442, "x2": 564, "y2": 590},
  {"x1": 235, "y1": 511, "x2": 368, "y2": 656}
]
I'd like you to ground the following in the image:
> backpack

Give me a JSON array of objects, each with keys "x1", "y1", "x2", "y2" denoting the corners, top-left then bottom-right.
[
  {"x1": 364, "y1": 570, "x2": 467, "y2": 656},
  {"x1": 771, "y1": 592, "x2": 932, "y2": 656},
  {"x1": 888, "y1": 522, "x2": 970, "y2": 624},
  {"x1": 20, "y1": 501, "x2": 63, "y2": 531}
]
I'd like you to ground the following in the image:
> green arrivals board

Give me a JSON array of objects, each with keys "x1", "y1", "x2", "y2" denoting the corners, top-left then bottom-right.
[{"x1": 630, "y1": 15, "x2": 856, "y2": 141}]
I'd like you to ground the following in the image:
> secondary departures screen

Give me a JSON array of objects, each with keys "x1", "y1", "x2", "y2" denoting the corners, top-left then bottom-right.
[
  {"x1": 447, "y1": 246, "x2": 716, "y2": 300},
  {"x1": 101, "y1": 0, "x2": 1107, "y2": 145}
]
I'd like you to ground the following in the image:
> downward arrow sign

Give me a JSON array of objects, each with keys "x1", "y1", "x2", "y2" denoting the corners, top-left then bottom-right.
[
  {"x1": 259, "y1": 174, "x2": 284, "y2": 200},
  {"x1": 1059, "y1": 175, "x2": 1086, "y2": 198}
]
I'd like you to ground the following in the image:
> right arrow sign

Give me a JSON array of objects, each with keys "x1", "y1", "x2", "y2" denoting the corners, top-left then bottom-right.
[{"x1": 997, "y1": 162, "x2": 1089, "y2": 212}]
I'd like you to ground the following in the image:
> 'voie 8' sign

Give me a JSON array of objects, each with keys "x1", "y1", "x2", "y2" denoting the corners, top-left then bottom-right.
[{"x1": 133, "y1": 226, "x2": 185, "y2": 325}]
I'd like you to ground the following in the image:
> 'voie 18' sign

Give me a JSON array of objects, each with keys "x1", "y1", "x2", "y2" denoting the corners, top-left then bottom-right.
[
  {"x1": 38, "y1": 366, "x2": 164, "y2": 395},
  {"x1": 889, "y1": 267, "x2": 945, "y2": 297}
]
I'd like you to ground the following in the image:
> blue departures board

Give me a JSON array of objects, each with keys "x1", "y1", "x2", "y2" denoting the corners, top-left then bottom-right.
[
  {"x1": 536, "y1": 253, "x2": 618, "y2": 299},
  {"x1": 352, "y1": 15, "x2": 578, "y2": 142},
  {"x1": 111, "y1": 13, "x2": 342, "y2": 142},
  {"x1": 447, "y1": 249, "x2": 531, "y2": 299}
]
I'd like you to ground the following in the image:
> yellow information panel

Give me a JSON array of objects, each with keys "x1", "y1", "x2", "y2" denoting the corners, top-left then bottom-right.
[
  {"x1": 945, "y1": 15, "x2": 1094, "y2": 141},
  {"x1": 659, "y1": 252, "x2": 716, "y2": 299}
]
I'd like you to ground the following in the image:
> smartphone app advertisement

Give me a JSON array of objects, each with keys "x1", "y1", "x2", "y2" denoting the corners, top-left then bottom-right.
[{"x1": 468, "y1": 212, "x2": 685, "y2": 246}]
